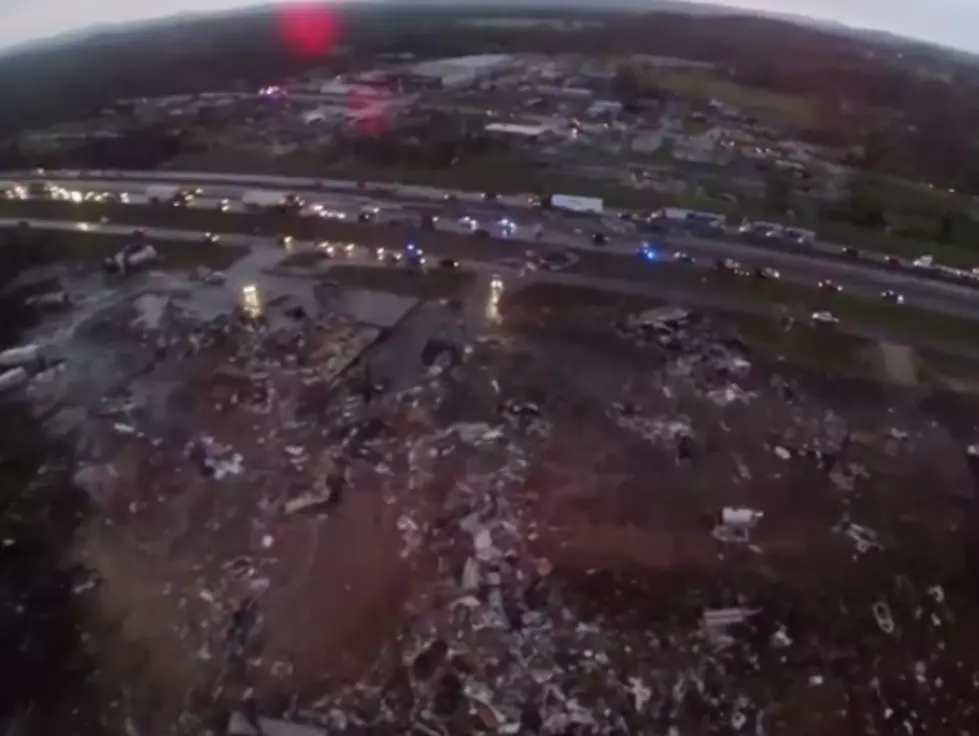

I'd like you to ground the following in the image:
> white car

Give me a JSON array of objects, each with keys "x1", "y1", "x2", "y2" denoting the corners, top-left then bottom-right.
[{"x1": 811, "y1": 311, "x2": 840, "y2": 325}]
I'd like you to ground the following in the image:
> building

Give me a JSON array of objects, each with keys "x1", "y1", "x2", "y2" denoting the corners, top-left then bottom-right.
[{"x1": 403, "y1": 54, "x2": 514, "y2": 89}]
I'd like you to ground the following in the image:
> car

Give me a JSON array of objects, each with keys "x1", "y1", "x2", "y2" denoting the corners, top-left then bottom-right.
[
  {"x1": 132, "y1": 228, "x2": 145, "y2": 238},
  {"x1": 674, "y1": 251, "x2": 695, "y2": 264},
  {"x1": 884, "y1": 255, "x2": 901, "y2": 266},
  {"x1": 474, "y1": 228, "x2": 490, "y2": 238},
  {"x1": 277, "y1": 235, "x2": 294, "y2": 248},
  {"x1": 637, "y1": 244, "x2": 661, "y2": 262},
  {"x1": 404, "y1": 242, "x2": 425, "y2": 264},
  {"x1": 811, "y1": 311, "x2": 840, "y2": 326},
  {"x1": 842, "y1": 246, "x2": 860, "y2": 258},
  {"x1": 438, "y1": 258, "x2": 459, "y2": 269},
  {"x1": 217, "y1": 198, "x2": 230, "y2": 212},
  {"x1": 420, "y1": 213, "x2": 438, "y2": 230},
  {"x1": 591, "y1": 232, "x2": 609, "y2": 246},
  {"x1": 358, "y1": 210, "x2": 375, "y2": 223},
  {"x1": 754, "y1": 267, "x2": 780, "y2": 280},
  {"x1": 881, "y1": 290, "x2": 905, "y2": 304},
  {"x1": 444, "y1": 194, "x2": 458, "y2": 203},
  {"x1": 818, "y1": 279, "x2": 842, "y2": 294},
  {"x1": 203, "y1": 232, "x2": 220, "y2": 244},
  {"x1": 715, "y1": 258, "x2": 741, "y2": 271},
  {"x1": 483, "y1": 191, "x2": 498, "y2": 201}
]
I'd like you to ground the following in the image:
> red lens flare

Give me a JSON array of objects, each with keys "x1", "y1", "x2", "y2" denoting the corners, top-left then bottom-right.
[{"x1": 277, "y1": 4, "x2": 341, "y2": 57}]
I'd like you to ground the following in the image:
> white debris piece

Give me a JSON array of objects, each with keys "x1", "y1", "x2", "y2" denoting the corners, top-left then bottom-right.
[
  {"x1": 453, "y1": 422, "x2": 504, "y2": 445},
  {"x1": 628, "y1": 306, "x2": 690, "y2": 328},
  {"x1": 703, "y1": 607, "x2": 760, "y2": 647},
  {"x1": 284, "y1": 492, "x2": 332, "y2": 515},
  {"x1": 25, "y1": 291, "x2": 70, "y2": 307},
  {"x1": 0, "y1": 344, "x2": 40, "y2": 368},
  {"x1": 474, "y1": 527, "x2": 499, "y2": 562},
  {"x1": 707, "y1": 385, "x2": 756, "y2": 406},
  {"x1": 0, "y1": 366, "x2": 27, "y2": 393},
  {"x1": 461, "y1": 556, "x2": 481, "y2": 590},
  {"x1": 213, "y1": 453, "x2": 244, "y2": 479},
  {"x1": 713, "y1": 507, "x2": 763, "y2": 544}
]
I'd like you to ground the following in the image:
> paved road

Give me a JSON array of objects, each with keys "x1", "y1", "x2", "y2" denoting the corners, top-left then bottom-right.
[
  {"x1": 8, "y1": 216, "x2": 979, "y2": 329},
  {"x1": 8, "y1": 179, "x2": 979, "y2": 318},
  {"x1": 6, "y1": 169, "x2": 969, "y2": 283}
]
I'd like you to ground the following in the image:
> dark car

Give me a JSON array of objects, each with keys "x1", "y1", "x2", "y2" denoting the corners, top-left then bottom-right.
[
  {"x1": 884, "y1": 255, "x2": 902, "y2": 266},
  {"x1": 818, "y1": 279, "x2": 842, "y2": 294},
  {"x1": 483, "y1": 191, "x2": 498, "y2": 201},
  {"x1": 881, "y1": 290, "x2": 905, "y2": 304},
  {"x1": 438, "y1": 258, "x2": 459, "y2": 269},
  {"x1": 474, "y1": 228, "x2": 490, "y2": 238},
  {"x1": 133, "y1": 228, "x2": 145, "y2": 238},
  {"x1": 842, "y1": 246, "x2": 860, "y2": 258},
  {"x1": 591, "y1": 232, "x2": 609, "y2": 246},
  {"x1": 753, "y1": 267, "x2": 780, "y2": 280},
  {"x1": 714, "y1": 258, "x2": 740, "y2": 271},
  {"x1": 203, "y1": 232, "x2": 219, "y2": 244},
  {"x1": 674, "y1": 251, "x2": 695, "y2": 264},
  {"x1": 357, "y1": 211, "x2": 374, "y2": 223}
]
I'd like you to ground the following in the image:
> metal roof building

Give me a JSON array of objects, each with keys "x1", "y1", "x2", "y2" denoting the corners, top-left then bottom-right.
[{"x1": 404, "y1": 55, "x2": 514, "y2": 89}]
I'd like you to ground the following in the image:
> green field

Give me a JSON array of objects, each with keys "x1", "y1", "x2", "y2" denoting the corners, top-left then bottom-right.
[{"x1": 1, "y1": 226, "x2": 247, "y2": 270}]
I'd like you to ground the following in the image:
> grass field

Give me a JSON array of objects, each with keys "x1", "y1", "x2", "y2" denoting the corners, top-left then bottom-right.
[
  {"x1": 323, "y1": 265, "x2": 476, "y2": 300},
  {"x1": 0, "y1": 227, "x2": 247, "y2": 271},
  {"x1": 650, "y1": 70, "x2": 817, "y2": 128}
]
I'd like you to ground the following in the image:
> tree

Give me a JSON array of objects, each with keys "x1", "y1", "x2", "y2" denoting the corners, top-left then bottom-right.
[
  {"x1": 937, "y1": 212, "x2": 954, "y2": 243},
  {"x1": 841, "y1": 172, "x2": 887, "y2": 230},
  {"x1": 764, "y1": 170, "x2": 793, "y2": 215}
]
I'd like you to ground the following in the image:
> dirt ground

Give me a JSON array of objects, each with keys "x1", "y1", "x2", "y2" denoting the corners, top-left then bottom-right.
[{"x1": 56, "y1": 277, "x2": 979, "y2": 734}]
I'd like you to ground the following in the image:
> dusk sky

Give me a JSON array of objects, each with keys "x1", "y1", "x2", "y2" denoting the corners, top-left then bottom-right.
[{"x1": 0, "y1": 0, "x2": 974, "y2": 54}]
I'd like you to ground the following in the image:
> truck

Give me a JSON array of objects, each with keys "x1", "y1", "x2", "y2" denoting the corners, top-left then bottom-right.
[
  {"x1": 241, "y1": 190, "x2": 288, "y2": 211},
  {"x1": 548, "y1": 194, "x2": 603, "y2": 215}
]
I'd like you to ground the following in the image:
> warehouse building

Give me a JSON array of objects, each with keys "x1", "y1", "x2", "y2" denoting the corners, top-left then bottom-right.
[{"x1": 401, "y1": 54, "x2": 514, "y2": 89}]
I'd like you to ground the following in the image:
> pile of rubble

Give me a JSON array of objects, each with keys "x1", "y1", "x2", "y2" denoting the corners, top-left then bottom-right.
[{"x1": 56, "y1": 291, "x2": 979, "y2": 734}]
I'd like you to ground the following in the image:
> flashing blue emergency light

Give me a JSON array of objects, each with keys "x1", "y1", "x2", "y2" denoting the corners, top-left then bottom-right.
[{"x1": 638, "y1": 243, "x2": 660, "y2": 262}]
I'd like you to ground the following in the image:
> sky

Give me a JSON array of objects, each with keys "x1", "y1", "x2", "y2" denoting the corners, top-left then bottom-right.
[{"x1": 0, "y1": 0, "x2": 976, "y2": 54}]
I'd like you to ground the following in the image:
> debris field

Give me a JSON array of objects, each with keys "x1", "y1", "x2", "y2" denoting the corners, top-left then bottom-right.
[{"x1": 26, "y1": 274, "x2": 979, "y2": 735}]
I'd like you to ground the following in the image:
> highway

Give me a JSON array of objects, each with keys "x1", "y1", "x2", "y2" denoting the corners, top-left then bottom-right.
[
  {"x1": 7, "y1": 177, "x2": 979, "y2": 318},
  {"x1": 8, "y1": 215, "x2": 979, "y2": 329},
  {"x1": 5, "y1": 169, "x2": 968, "y2": 284}
]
